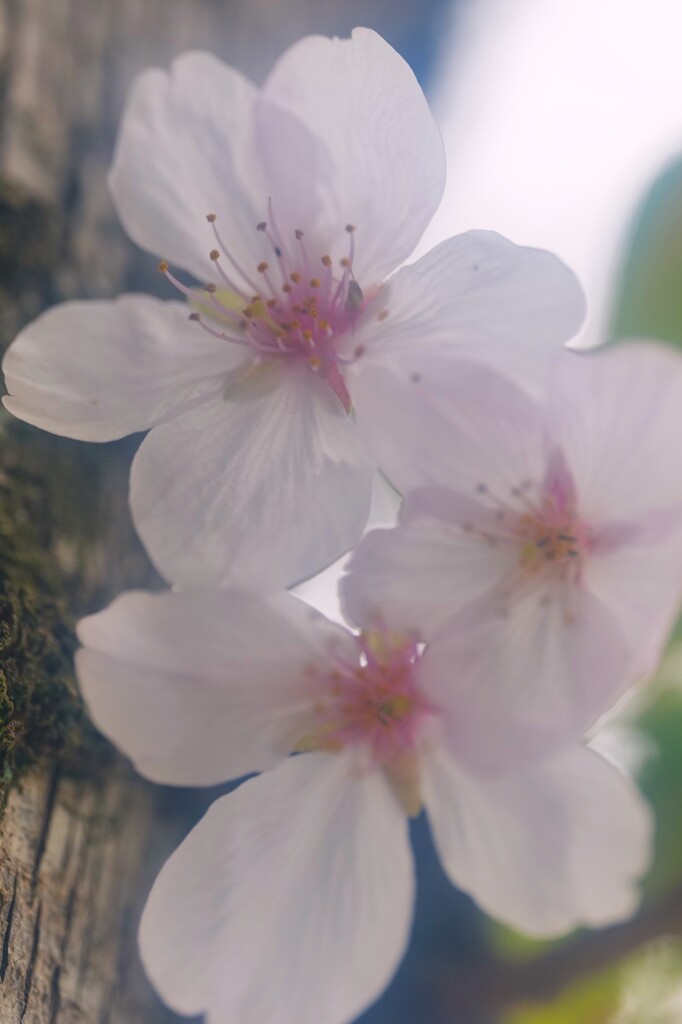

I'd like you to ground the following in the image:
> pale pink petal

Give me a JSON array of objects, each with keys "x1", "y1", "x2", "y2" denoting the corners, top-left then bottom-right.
[
  {"x1": 261, "y1": 28, "x2": 445, "y2": 283},
  {"x1": 349, "y1": 355, "x2": 548, "y2": 497},
  {"x1": 549, "y1": 342, "x2": 682, "y2": 520},
  {"x1": 348, "y1": 231, "x2": 585, "y2": 390},
  {"x1": 140, "y1": 752, "x2": 414, "y2": 1023},
  {"x1": 586, "y1": 528, "x2": 682, "y2": 680},
  {"x1": 109, "y1": 52, "x2": 322, "y2": 284},
  {"x1": 423, "y1": 744, "x2": 652, "y2": 937},
  {"x1": 2, "y1": 296, "x2": 236, "y2": 441},
  {"x1": 417, "y1": 584, "x2": 633, "y2": 772},
  {"x1": 130, "y1": 366, "x2": 374, "y2": 588},
  {"x1": 76, "y1": 589, "x2": 352, "y2": 786},
  {"x1": 341, "y1": 489, "x2": 516, "y2": 638}
]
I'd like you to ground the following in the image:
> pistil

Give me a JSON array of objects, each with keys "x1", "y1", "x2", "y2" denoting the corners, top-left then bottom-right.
[
  {"x1": 158, "y1": 206, "x2": 377, "y2": 412},
  {"x1": 296, "y1": 629, "x2": 434, "y2": 816}
]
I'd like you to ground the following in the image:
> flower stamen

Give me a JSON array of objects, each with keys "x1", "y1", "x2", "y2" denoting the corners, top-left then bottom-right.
[{"x1": 160, "y1": 204, "x2": 380, "y2": 411}]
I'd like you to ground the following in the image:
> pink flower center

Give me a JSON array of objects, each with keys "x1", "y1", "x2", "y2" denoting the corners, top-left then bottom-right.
[
  {"x1": 159, "y1": 205, "x2": 387, "y2": 412},
  {"x1": 297, "y1": 629, "x2": 434, "y2": 815},
  {"x1": 464, "y1": 451, "x2": 593, "y2": 618}
]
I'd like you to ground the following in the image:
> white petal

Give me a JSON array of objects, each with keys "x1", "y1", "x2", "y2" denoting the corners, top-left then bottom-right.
[
  {"x1": 350, "y1": 354, "x2": 549, "y2": 497},
  {"x1": 261, "y1": 28, "x2": 445, "y2": 283},
  {"x1": 417, "y1": 583, "x2": 634, "y2": 772},
  {"x1": 2, "y1": 296, "x2": 235, "y2": 441},
  {"x1": 130, "y1": 367, "x2": 374, "y2": 588},
  {"x1": 109, "y1": 53, "x2": 263, "y2": 282},
  {"x1": 423, "y1": 744, "x2": 652, "y2": 937},
  {"x1": 549, "y1": 341, "x2": 682, "y2": 520},
  {"x1": 351, "y1": 231, "x2": 585, "y2": 389},
  {"x1": 109, "y1": 53, "x2": 323, "y2": 285},
  {"x1": 140, "y1": 752, "x2": 414, "y2": 1023},
  {"x1": 341, "y1": 490, "x2": 516, "y2": 637},
  {"x1": 586, "y1": 532, "x2": 682, "y2": 680},
  {"x1": 77, "y1": 589, "x2": 352, "y2": 786}
]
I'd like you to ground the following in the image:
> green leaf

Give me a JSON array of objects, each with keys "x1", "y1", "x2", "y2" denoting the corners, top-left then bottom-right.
[{"x1": 610, "y1": 156, "x2": 682, "y2": 347}]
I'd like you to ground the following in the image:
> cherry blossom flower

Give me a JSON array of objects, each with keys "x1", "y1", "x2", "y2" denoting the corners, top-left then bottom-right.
[
  {"x1": 2, "y1": 29, "x2": 584, "y2": 589},
  {"x1": 342, "y1": 342, "x2": 682, "y2": 771},
  {"x1": 76, "y1": 586, "x2": 651, "y2": 1024}
]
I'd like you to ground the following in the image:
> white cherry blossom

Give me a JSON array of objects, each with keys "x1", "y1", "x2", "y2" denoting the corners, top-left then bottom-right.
[
  {"x1": 76, "y1": 585, "x2": 652, "y2": 1024},
  {"x1": 342, "y1": 342, "x2": 682, "y2": 771},
  {"x1": 2, "y1": 29, "x2": 584, "y2": 589}
]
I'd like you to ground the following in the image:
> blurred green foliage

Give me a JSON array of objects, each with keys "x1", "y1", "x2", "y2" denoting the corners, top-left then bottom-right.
[{"x1": 610, "y1": 157, "x2": 682, "y2": 347}]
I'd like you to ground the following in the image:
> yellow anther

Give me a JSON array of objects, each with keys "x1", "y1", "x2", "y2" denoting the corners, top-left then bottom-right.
[
  {"x1": 257, "y1": 261, "x2": 269, "y2": 273},
  {"x1": 302, "y1": 329, "x2": 313, "y2": 341},
  {"x1": 266, "y1": 299, "x2": 277, "y2": 309},
  {"x1": 321, "y1": 254, "x2": 332, "y2": 268},
  {"x1": 157, "y1": 260, "x2": 169, "y2": 273},
  {"x1": 309, "y1": 278, "x2": 321, "y2": 289},
  {"x1": 309, "y1": 355, "x2": 322, "y2": 370},
  {"x1": 290, "y1": 272, "x2": 302, "y2": 283},
  {"x1": 318, "y1": 319, "x2": 330, "y2": 331},
  {"x1": 340, "y1": 257, "x2": 351, "y2": 268}
]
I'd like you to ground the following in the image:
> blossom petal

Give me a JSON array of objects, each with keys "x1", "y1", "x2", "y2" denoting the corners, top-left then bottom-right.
[
  {"x1": 341, "y1": 488, "x2": 517, "y2": 638},
  {"x1": 130, "y1": 366, "x2": 374, "y2": 588},
  {"x1": 2, "y1": 296, "x2": 236, "y2": 441},
  {"x1": 350, "y1": 354, "x2": 548, "y2": 497},
  {"x1": 261, "y1": 28, "x2": 445, "y2": 283},
  {"x1": 349, "y1": 231, "x2": 585, "y2": 392},
  {"x1": 417, "y1": 583, "x2": 634, "y2": 772},
  {"x1": 109, "y1": 52, "x2": 322, "y2": 284},
  {"x1": 140, "y1": 752, "x2": 414, "y2": 1023},
  {"x1": 549, "y1": 342, "x2": 682, "y2": 519},
  {"x1": 76, "y1": 589, "x2": 352, "y2": 786},
  {"x1": 423, "y1": 744, "x2": 652, "y2": 937},
  {"x1": 586, "y1": 530, "x2": 682, "y2": 681}
]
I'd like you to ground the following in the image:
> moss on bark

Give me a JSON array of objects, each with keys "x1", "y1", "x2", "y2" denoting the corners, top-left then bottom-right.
[{"x1": 0, "y1": 433, "x2": 86, "y2": 796}]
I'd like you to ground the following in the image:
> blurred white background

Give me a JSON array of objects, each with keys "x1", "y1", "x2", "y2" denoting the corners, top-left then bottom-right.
[{"x1": 422, "y1": 0, "x2": 682, "y2": 344}]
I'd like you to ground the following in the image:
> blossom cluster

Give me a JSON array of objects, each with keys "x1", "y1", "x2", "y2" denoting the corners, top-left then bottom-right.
[{"x1": 4, "y1": 27, "x2": 682, "y2": 1024}]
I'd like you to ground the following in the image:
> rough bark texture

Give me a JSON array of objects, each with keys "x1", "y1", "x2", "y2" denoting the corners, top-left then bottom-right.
[
  {"x1": 0, "y1": 1, "x2": 444, "y2": 1019},
  {"x1": 0, "y1": 423, "x2": 193, "y2": 1023}
]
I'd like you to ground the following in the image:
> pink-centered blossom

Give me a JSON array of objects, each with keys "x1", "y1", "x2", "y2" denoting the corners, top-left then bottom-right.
[
  {"x1": 342, "y1": 342, "x2": 682, "y2": 771},
  {"x1": 76, "y1": 586, "x2": 652, "y2": 1024},
  {"x1": 2, "y1": 29, "x2": 584, "y2": 588}
]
